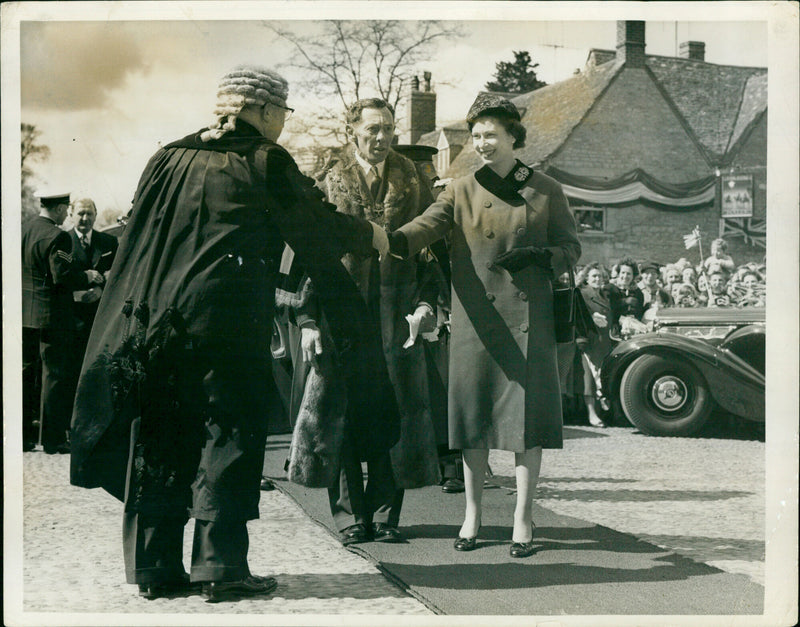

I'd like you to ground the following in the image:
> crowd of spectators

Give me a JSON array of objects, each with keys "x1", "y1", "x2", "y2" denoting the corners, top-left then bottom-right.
[
  {"x1": 559, "y1": 237, "x2": 766, "y2": 427},
  {"x1": 575, "y1": 238, "x2": 766, "y2": 321}
]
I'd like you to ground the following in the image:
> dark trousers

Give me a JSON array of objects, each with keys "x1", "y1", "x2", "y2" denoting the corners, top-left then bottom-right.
[
  {"x1": 39, "y1": 328, "x2": 80, "y2": 450},
  {"x1": 327, "y1": 431, "x2": 403, "y2": 531},
  {"x1": 22, "y1": 327, "x2": 42, "y2": 445},
  {"x1": 122, "y1": 345, "x2": 270, "y2": 584}
]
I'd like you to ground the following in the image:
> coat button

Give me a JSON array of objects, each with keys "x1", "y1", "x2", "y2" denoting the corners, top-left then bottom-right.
[
  {"x1": 516, "y1": 227, "x2": 526, "y2": 236},
  {"x1": 486, "y1": 292, "x2": 495, "y2": 302},
  {"x1": 518, "y1": 291, "x2": 528, "y2": 301},
  {"x1": 483, "y1": 200, "x2": 492, "y2": 208},
  {"x1": 484, "y1": 229, "x2": 494, "y2": 238},
  {"x1": 485, "y1": 261, "x2": 493, "y2": 269},
  {"x1": 520, "y1": 323, "x2": 529, "y2": 333}
]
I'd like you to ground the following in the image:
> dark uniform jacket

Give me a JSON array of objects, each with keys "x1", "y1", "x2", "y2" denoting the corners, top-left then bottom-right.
[
  {"x1": 70, "y1": 228, "x2": 119, "y2": 335},
  {"x1": 70, "y1": 121, "x2": 399, "y2": 501},
  {"x1": 22, "y1": 216, "x2": 90, "y2": 330}
]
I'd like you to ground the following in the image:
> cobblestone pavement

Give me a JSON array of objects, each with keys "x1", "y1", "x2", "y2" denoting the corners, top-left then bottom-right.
[
  {"x1": 490, "y1": 426, "x2": 765, "y2": 585},
  {"x1": 15, "y1": 423, "x2": 764, "y2": 620},
  {"x1": 19, "y1": 451, "x2": 431, "y2": 616}
]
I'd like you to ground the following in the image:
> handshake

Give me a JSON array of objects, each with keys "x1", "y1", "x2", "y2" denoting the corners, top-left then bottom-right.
[{"x1": 368, "y1": 223, "x2": 407, "y2": 259}]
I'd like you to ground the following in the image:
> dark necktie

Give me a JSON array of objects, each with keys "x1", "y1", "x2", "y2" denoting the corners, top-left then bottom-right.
[
  {"x1": 81, "y1": 235, "x2": 91, "y2": 253},
  {"x1": 368, "y1": 166, "x2": 381, "y2": 200}
]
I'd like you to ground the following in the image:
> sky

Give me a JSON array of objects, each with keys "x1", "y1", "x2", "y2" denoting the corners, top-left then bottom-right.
[{"x1": 15, "y1": 8, "x2": 769, "y2": 219}]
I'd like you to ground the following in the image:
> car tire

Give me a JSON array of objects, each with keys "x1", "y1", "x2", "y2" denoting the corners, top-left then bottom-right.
[{"x1": 619, "y1": 354, "x2": 713, "y2": 437}]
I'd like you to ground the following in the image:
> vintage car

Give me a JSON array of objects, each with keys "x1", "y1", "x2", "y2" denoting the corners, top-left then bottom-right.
[{"x1": 600, "y1": 307, "x2": 765, "y2": 437}]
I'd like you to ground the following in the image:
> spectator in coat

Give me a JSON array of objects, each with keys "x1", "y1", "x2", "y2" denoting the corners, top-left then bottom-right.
[
  {"x1": 69, "y1": 65, "x2": 392, "y2": 602},
  {"x1": 68, "y1": 198, "x2": 119, "y2": 356}
]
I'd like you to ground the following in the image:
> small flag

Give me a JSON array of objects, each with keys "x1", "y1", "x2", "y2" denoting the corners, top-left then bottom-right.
[{"x1": 683, "y1": 227, "x2": 701, "y2": 249}]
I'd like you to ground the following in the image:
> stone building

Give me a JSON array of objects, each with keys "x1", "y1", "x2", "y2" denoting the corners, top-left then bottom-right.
[{"x1": 411, "y1": 21, "x2": 767, "y2": 267}]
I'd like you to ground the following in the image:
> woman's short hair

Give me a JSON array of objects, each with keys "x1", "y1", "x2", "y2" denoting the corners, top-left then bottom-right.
[
  {"x1": 468, "y1": 115, "x2": 526, "y2": 150},
  {"x1": 576, "y1": 261, "x2": 609, "y2": 286},
  {"x1": 616, "y1": 257, "x2": 638, "y2": 275}
]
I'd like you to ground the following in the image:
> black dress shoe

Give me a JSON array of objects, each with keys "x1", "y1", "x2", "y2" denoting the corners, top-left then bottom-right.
[
  {"x1": 43, "y1": 442, "x2": 70, "y2": 455},
  {"x1": 372, "y1": 523, "x2": 404, "y2": 543},
  {"x1": 138, "y1": 574, "x2": 201, "y2": 600},
  {"x1": 339, "y1": 523, "x2": 370, "y2": 546},
  {"x1": 260, "y1": 477, "x2": 276, "y2": 491},
  {"x1": 202, "y1": 575, "x2": 277, "y2": 603},
  {"x1": 509, "y1": 539, "x2": 537, "y2": 558},
  {"x1": 23, "y1": 441, "x2": 36, "y2": 452},
  {"x1": 454, "y1": 524, "x2": 480, "y2": 551},
  {"x1": 441, "y1": 478, "x2": 465, "y2": 493},
  {"x1": 453, "y1": 536, "x2": 478, "y2": 551},
  {"x1": 509, "y1": 523, "x2": 537, "y2": 558}
]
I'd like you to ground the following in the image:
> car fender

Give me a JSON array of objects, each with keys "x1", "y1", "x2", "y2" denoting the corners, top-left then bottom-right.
[{"x1": 601, "y1": 333, "x2": 765, "y2": 421}]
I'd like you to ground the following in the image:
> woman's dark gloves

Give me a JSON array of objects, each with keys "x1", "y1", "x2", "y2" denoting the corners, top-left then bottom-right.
[
  {"x1": 493, "y1": 246, "x2": 552, "y2": 273},
  {"x1": 387, "y1": 230, "x2": 409, "y2": 259}
]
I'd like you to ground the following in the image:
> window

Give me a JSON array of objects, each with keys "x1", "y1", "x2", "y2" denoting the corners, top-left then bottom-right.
[{"x1": 573, "y1": 207, "x2": 606, "y2": 233}]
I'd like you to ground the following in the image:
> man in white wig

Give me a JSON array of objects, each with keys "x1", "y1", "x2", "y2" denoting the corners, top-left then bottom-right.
[{"x1": 70, "y1": 65, "x2": 394, "y2": 602}]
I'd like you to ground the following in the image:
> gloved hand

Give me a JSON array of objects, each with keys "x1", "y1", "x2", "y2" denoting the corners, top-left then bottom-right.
[
  {"x1": 592, "y1": 311, "x2": 608, "y2": 328},
  {"x1": 492, "y1": 246, "x2": 552, "y2": 273},
  {"x1": 403, "y1": 303, "x2": 438, "y2": 348},
  {"x1": 300, "y1": 324, "x2": 323, "y2": 363},
  {"x1": 368, "y1": 221, "x2": 389, "y2": 259}
]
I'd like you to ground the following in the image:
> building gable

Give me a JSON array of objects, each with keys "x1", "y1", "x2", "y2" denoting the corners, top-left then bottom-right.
[
  {"x1": 646, "y1": 55, "x2": 766, "y2": 161},
  {"x1": 551, "y1": 67, "x2": 711, "y2": 183}
]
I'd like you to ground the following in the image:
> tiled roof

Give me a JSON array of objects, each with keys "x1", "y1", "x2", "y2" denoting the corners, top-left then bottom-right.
[
  {"x1": 645, "y1": 55, "x2": 766, "y2": 160},
  {"x1": 728, "y1": 72, "x2": 768, "y2": 152},
  {"x1": 434, "y1": 51, "x2": 766, "y2": 180},
  {"x1": 446, "y1": 59, "x2": 622, "y2": 178}
]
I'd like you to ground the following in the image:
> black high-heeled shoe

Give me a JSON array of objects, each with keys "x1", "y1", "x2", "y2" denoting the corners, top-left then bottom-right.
[
  {"x1": 509, "y1": 522, "x2": 537, "y2": 558},
  {"x1": 454, "y1": 524, "x2": 481, "y2": 551}
]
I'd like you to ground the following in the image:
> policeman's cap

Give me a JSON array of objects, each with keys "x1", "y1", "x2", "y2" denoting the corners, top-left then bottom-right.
[{"x1": 36, "y1": 191, "x2": 71, "y2": 209}]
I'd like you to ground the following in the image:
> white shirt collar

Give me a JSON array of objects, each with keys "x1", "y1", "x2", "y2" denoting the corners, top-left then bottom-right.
[
  {"x1": 75, "y1": 228, "x2": 92, "y2": 245},
  {"x1": 354, "y1": 151, "x2": 385, "y2": 179}
]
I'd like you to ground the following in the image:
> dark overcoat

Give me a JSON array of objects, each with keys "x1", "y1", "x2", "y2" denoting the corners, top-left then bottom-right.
[
  {"x1": 287, "y1": 146, "x2": 442, "y2": 488},
  {"x1": 397, "y1": 163, "x2": 581, "y2": 452},
  {"x1": 70, "y1": 228, "x2": 118, "y2": 336},
  {"x1": 70, "y1": 122, "x2": 399, "y2": 501},
  {"x1": 579, "y1": 284, "x2": 615, "y2": 367}
]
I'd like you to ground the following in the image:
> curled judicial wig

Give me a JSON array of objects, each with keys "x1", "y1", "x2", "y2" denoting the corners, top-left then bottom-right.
[{"x1": 201, "y1": 65, "x2": 289, "y2": 141}]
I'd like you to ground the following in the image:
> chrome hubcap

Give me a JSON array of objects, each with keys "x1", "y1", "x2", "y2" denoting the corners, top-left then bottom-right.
[{"x1": 651, "y1": 375, "x2": 688, "y2": 412}]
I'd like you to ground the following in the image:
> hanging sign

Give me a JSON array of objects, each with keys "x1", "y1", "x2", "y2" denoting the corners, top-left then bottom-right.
[{"x1": 720, "y1": 174, "x2": 753, "y2": 218}]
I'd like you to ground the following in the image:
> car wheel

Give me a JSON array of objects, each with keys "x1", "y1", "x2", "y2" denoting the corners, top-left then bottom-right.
[{"x1": 619, "y1": 354, "x2": 713, "y2": 436}]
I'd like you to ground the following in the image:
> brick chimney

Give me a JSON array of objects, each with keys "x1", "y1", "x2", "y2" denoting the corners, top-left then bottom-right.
[
  {"x1": 405, "y1": 71, "x2": 436, "y2": 144},
  {"x1": 616, "y1": 21, "x2": 646, "y2": 68},
  {"x1": 679, "y1": 41, "x2": 706, "y2": 61}
]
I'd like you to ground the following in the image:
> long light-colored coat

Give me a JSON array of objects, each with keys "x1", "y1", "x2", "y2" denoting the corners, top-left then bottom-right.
[{"x1": 397, "y1": 166, "x2": 580, "y2": 452}]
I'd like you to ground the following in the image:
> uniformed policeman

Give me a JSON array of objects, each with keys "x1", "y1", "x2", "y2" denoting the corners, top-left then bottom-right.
[{"x1": 22, "y1": 192, "x2": 103, "y2": 453}]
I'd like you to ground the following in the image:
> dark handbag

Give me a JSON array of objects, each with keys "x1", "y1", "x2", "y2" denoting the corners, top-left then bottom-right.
[{"x1": 553, "y1": 269, "x2": 597, "y2": 343}]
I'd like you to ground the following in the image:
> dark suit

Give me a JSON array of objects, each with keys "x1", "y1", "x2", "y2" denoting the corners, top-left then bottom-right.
[
  {"x1": 22, "y1": 216, "x2": 90, "y2": 450},
  {"x1": 70, "y1": 228, "x2": 118, "y2": 353}
]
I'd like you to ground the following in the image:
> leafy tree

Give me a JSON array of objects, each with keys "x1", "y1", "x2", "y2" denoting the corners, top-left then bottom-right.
[
  {"x1": 485, "y1": 50, "x2": 547, "y2": 94},
  {"x1": 21, "y1": 123, "x2": 51, "y2": 225}
]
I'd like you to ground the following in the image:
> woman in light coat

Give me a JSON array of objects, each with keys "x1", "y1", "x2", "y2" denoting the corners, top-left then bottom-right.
[{"x1": 388, "y1": 94, "x2": 580, "y2": 557}]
